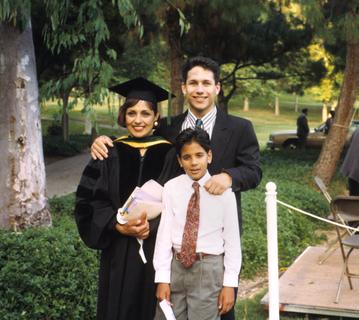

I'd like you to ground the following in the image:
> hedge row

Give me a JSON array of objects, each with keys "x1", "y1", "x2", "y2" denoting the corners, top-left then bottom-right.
[{"x1": 0, "y1": 196, "x2": 98, "y2": 320}]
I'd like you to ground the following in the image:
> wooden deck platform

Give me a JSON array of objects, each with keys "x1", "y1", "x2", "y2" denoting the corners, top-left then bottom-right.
[{"x1": 261, "y1": 246, "x2": 359, "y2": 318}]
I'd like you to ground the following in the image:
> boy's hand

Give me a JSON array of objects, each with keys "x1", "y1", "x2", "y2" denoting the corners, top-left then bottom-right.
[
  {"x1": 115, "y1": 213, "x2": 149, "y2": 238},
  {"x1": 204, "y1": 172, "x2": 232, "y2": 195},
  {"x1": 91, "y1": 135, "x2": 113, "y2": 160},
  {"x1": 156, "y1": 283, "x2": 171, "y2": 302},
  {"x1": 218, "y1": 286, "x2": 235, "y2": 315}
]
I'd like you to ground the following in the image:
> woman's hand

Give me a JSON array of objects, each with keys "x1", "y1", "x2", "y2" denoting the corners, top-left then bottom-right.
[
  {"x1": 217, "y1": 286, "x2": 235, "y2": 315},
  {"x1": 91, "y1": 135, "x2": 113, "y2": 160},
  {"x1": 156, "y1": 283, "x2": 171, "y2": 302},
  {"x1": 115, "y1": 213, "x2": 149, "y2": 239}
]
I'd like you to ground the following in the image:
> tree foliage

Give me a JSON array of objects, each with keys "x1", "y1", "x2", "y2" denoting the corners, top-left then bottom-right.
[
  {"x1": 296, "y1": 0, "x2": 359, "y2": 184},
  {"x1": 176, "y1": 0, "x2": 324, "y2": 112},
  {"x1": 305, "y1": 42, "x2": 342, "y2": 104},
  {"x1": 0, "y1": 0, "x2": 30, "y2": 29}
]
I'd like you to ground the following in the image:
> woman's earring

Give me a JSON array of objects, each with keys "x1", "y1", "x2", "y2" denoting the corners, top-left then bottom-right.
[{"x1": 154, "y1": 121, "x2": 159, "y2": 128}]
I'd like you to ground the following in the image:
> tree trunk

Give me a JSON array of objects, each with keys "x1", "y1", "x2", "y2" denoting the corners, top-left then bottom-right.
[
  {"x1": 61, "y1": 90, "x2": 70, "y2": 142},
  {"x1": 165, "y1": 6, "x2": 184, "y2": 116},
  {"x1": 295, "y1": 94, "x2": 299, "y2": 112},
  {"x1": 217, "y1": 90, "x2": 228, "y2": 114},
  {"x1": 0, "y1": 22, "x2": 51, "y2": 230},
  {"x1": 313, "y1": 43, "x2": 359, "y2": 185},
  {"x1": 83, "y1": 108, "x2": 92, "y2": 135},
  {"x1": 322, "y1": 102, "x2": 327, "y2": 122},
  {"x1": 107, "y1": 95, "x2": 111, "y2": 114},
  {"x1": 275, "y1": 96, "x2": 280, "y2": 116},
  {"x1": 243, "y1": 96, "x2": 249, "y2": 111}
]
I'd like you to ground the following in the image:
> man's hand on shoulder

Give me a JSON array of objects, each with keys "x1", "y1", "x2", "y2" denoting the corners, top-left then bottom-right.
[
  {"x1": 204, "y1": 172, "x2": 232, "y2": 195},
  {"x1": 91, "y1": 135, "x2": 113, "y2": 160}
]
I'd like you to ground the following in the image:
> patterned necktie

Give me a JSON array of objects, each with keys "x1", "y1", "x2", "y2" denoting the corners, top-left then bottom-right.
[
  {"x1": 180, "y1": 181, "x2": 200, "y2": 268},
  {"x1": 195, "y1": 118, "x2": 203, "y2": 128}
]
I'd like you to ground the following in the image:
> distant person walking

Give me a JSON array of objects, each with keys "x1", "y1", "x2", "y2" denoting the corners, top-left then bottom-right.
[
  {"x1": 296, "y1": 108, "x2": 309, "y2": 148},
  {"x1": 341, "y1": 127, "x2": 359, "y2": 196},
  {"x1": 324, "y1": 110, "x2": 335, "y2": 134}
]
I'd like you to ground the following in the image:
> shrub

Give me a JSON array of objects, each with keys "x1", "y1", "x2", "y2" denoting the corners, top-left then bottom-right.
[
  {"x1": 0, "y1": 197, "x2": 99, "y2": 320},
  {"x1": 49, "y1": 194, "x2": 76, "y2": 217},
  {"x1": 47, "y1": 123, "x2": 62, "y2": 136},
  {"x1": 43, "y1": 135, "x2": 91, "y2": 157}
]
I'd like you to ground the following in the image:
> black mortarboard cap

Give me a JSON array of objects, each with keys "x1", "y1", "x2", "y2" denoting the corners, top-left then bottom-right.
[{"x1": 109, "y1": 77, "x2": 174, "y2": 104}]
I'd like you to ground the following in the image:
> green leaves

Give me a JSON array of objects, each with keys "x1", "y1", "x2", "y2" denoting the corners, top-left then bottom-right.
[
  {"x1": 0, "y1": 209, "x2": 99, "y2": 319},
  {"x1": 40, "y1": 1, "x2": 120, "y2": 108},
  {"x1": 298, "y1": 0, "x2": 359, "y2": 44},
  {"x1": 113, "y1": 0, "x2": 144, "y2": 37},
  {"x1": 177, "y1": 7, "x2": 190, "y2": 36},
  {"x1": 0, "y1": 0, "x2": 30, "y2": 30}
]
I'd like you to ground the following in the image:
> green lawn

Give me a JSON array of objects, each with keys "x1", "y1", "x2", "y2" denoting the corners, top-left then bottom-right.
[{"x1": 228, "y1": 94, "x2": 329, "y2": 147}]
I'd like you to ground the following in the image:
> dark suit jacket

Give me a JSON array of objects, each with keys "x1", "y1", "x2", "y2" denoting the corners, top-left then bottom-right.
[
  {"x1": 296, "y1": 113, "x2": 309, "y2": 138},
  {"x1": 155, "y1": 108, "x2": 262, "y2": 230}
]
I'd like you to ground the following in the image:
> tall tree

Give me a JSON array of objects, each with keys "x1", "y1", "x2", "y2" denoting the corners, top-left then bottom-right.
[
  {"x1": 0, "y1": 2, "x2": 51, "y2": 230},
  {"x1": 108, "y1": 1, "x2": 319, "y2": 115},
  {"x1": 39, "y1": 0, "x2": 121, "y2": 139},
  {"x1": 164, "y1": 4, "x2": 185, "y2": 116},
  {"x1": 132, "y1": 0, "x2": 188, "y2": 116},
  {"x1": 33, "y1": 0, "x2": 146, "y2": 140},
  {"x1": 181, "y1": 0, "x2": 318, "y2": 113},
  {"x1": 301, "y1": 1, "x2": 359, "y2": 185}
]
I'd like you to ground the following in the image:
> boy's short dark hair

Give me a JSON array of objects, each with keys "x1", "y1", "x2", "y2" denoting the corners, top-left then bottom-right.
[
  {"x1": 302, "y1": 108, "x2": 308, "y2": 114},
  {"x1": 181, "y1": 56, "x2": 220, "y2": 84},
  {"x1": 175, "y1": 128, "x2": 211, "y2": 155}
]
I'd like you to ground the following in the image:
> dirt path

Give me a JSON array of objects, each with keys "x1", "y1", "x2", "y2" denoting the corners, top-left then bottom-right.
[
  {"x1": 45, "y1": 152, "x2": 90, "y2": 198},
  {"x1": 238, "y1": 274, "x2": 268, "y2": 299}
]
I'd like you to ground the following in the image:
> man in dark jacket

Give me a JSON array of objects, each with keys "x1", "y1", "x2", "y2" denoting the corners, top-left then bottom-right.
[{"x1": 296, "y1": 108, "x2": 309, "y2": 148}]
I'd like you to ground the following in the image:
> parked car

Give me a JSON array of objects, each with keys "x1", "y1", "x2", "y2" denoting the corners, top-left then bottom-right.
[{"x1": 267, "y1": 120, "x2": 359, "y2": 150}]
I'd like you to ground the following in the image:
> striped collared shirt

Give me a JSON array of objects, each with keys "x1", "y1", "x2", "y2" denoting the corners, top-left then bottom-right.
[{"x1": 181, "y1": 106, "x2": 217, "y2": 138}]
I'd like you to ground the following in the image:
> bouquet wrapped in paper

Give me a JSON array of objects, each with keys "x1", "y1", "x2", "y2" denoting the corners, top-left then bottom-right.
[
  {"x1": 116, "y1": 179, "x2": 163, "y2": 223},
  {"x1": 116, "y1": 179, "x2": 163, "y2": 264}
]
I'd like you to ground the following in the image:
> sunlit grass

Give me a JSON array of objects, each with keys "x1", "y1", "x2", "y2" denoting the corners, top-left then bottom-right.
[{"x1": 228, "y1": 94, "x2": 324, "y2": 147}]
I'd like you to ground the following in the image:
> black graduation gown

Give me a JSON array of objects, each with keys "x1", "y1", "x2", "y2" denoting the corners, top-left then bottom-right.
[{"x1": 75, "y1": 137, "x2": 172, "y2": 320}]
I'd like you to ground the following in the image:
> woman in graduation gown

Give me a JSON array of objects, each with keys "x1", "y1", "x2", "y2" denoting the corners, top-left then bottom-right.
[{"x1": 75, "y1": 77, "x2": 173, "y2": 320}]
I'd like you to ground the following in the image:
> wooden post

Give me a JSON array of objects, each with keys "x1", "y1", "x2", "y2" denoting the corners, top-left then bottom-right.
[
  {"x1": 295, "y1": 94, "x2": 299, "y2": 113},
  {"x1": 266, "y1": 182, "x2": 280, "y2": 320},
  {"x1": 275, "y1": 96, "x2": 280, "y2": 116},
  {"x1": 243, "y1": 96, "x2": 249, "y2": 111}
]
